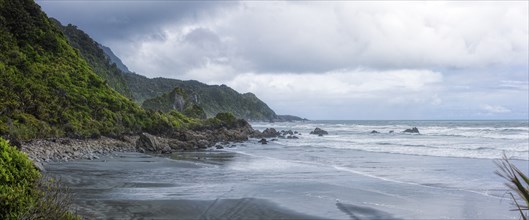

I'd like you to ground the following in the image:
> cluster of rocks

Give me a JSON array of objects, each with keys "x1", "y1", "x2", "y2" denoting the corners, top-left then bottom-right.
[
  {"x1": 251, "y1": 128, "x2": 301, "y2": 144},
  {"x1": 252, "y1": 128, "x2": 300, "y2": 139},
  {"x1": 403, "y1": 127, "x2": 420, "y2": 133},
  {"x1": 370, "y1": 127, "x2": 419, "y2": 134},
  {"x1": 136, "y1": 120, "x2": 255, "y2": 153},
  {"x1": 310, "y1": 127, "x2": 328, "y2": 136}
]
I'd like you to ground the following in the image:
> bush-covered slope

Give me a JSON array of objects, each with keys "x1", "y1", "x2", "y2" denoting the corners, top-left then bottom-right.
[
  {"x1": 0, "y1": 0, "x2": 194, "y2": 139},
  {"x1": 125, "y1": 74, "x2": 278, "y2": 121},
  {"x1": 51, "y1": 19, "x2": 133, "y2": 98}
]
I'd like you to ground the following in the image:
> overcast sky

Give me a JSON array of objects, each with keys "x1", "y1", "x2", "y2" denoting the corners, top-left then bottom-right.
[{"x1": 38, "y1": 1, "x2": 528, "y2": 120}]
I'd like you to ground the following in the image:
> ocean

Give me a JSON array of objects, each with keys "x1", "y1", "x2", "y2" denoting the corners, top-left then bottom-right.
[
  {"x1": 46, "y1": 120, "x2": 529, "y2": 219},
  {"x1": 251, "y1": 120, "x2": 529, "y2": 160}
]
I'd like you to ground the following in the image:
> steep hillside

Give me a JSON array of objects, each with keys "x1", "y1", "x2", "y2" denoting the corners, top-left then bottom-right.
[
  {"x1": 0, "y1": 0, "x2": 192, "y2": 140},
  {"x1": 51, "y1": 19, "x2": 133, "y2": 98}
]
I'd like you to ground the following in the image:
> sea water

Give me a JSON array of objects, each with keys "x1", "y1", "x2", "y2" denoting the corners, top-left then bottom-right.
[
  {"x1": 247, "y1": 121, "x2": 528, "y2": 194},
  {"x1": 250, "y1": 120, "x2": 529, "y2": 160}
]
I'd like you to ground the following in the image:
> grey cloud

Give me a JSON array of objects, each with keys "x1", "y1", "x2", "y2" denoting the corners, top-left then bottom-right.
[
  {"x1": 220, "y1": 2, "x2": 528, "y2": 73},
  {"x1": 37, "y1": 1, "x2": 237, "y2": 43},
  {"x1": 39, "y1": 1, "x2": 527, "y2": 76},
  {"x1": 37, "y1": 1, "x2": 528, "y2": 119}
]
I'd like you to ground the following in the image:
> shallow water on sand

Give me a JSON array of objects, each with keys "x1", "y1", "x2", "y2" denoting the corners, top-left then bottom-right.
[
  {"x1": 47, "y1": 148, "x2": 525, "y2": 219},
  {"x1": 46, "y1": 120, "x2": 528, "y2": 219}
]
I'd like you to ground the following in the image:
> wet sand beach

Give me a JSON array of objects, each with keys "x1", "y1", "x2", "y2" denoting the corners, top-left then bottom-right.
[{"x1": 45, "y1": 144, "x2": 522, "y2": 219}]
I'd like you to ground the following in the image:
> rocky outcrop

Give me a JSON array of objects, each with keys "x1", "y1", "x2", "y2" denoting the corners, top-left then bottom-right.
[
  {"x1": 403, "y1": 127, "x2": 420, "y2": 133},
  {"x1": 135, "y1": 120, "x2": 255, "y2": 154},
  {"x1": 262, "y1": 128, "x2": 280, "y2": 138},
  {"x1": 371, "y1": 130, "x2": 379, "y2": 134},
  {"x1": 310, "y1": 128, "x2": 328, "y2": 136}
]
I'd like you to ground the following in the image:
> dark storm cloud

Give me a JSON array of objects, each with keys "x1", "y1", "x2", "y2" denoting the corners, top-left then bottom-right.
[{"x1": 37, "y1": 1, "x2": 236, "y2": 43}]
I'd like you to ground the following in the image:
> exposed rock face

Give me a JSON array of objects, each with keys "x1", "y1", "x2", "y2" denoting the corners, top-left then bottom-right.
[
  {"x1": 371, "y1": 130, "x2": 379, "y2": 134},
  {"x1": 310, "y1": 128, "x2": 328, "y2": 136},
  {"x1": 403, "y1": 127, "x2": 420, "y2": 133},
  {"x1": 173, "y1": 92, "x2": 185, "y2": 112}
]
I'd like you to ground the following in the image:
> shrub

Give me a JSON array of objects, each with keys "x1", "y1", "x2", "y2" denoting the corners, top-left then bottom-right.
[
  {"x1": 0, "y1": 138, "x2": 80, "y2": 219},
  {"x1": 0, "y1": 137, "x2": 41, "y2": 219}
]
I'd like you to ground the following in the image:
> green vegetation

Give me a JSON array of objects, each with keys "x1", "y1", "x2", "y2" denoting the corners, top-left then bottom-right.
[
  {"x1": 0, "y1": 0, "x2": 270, "y2": 141},
  {"x1": 496, "y1": 155, "x2": 529, "y2": 219},
  {"x1": 0, "y1": 0, "x2": 200, "y2": 140},
  {"x1": 0, "y1": 138, "x2": 79, "y2": 219}
]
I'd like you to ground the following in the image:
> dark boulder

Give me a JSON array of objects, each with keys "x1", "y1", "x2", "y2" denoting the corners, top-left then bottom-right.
[
  {"x1": 261, "y1": 128, "x2": 280, "y2": 138},
  {"x1": 371, "y1": 130, "x2": 379, "y2": 134},
  {"x1": 258, "y1": 138, "x2": 268, "y2": 144},
  {"x1": 287, "y1": 135, "x2": 299, "y2": 139},
  {"x1": 136, "y1": 133, "x2": 159, "y2": 152},
  {"x1": 403, "y1": 127, "x2": 420, "y2": 133},
  {"x1": 310, "y1": 127, "x2": 328, "y2": 136},
  {"x1": 389, "y1": 130, "x2": 394, "y2": 133}
]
